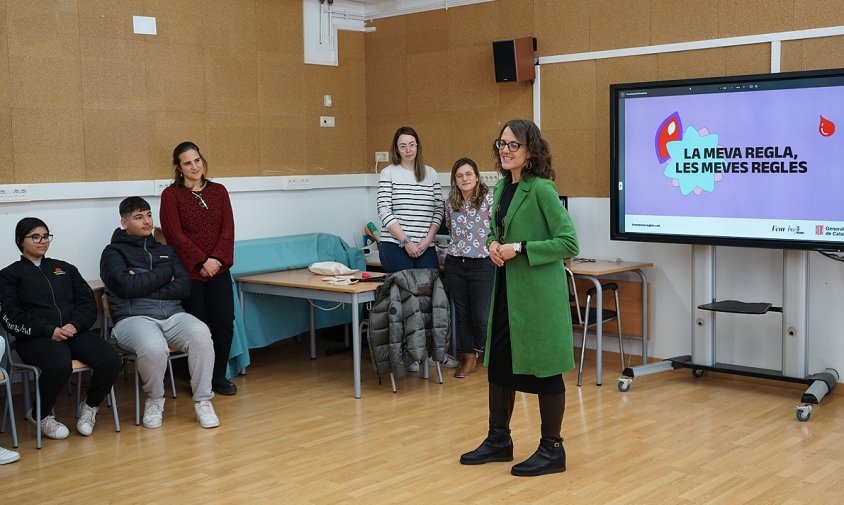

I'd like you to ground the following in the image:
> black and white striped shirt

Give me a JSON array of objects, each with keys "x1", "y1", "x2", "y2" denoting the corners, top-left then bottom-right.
[{"x1": 377, "y1": 164, "x2": 444, "y2": 244}]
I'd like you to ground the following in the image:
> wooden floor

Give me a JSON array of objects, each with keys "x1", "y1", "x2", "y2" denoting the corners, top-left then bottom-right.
[{"x1": 2, "y1": 337, "x2": 844, "y2": 505}]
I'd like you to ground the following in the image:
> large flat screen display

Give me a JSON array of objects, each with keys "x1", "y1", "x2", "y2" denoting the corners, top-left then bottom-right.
[{"x1": 611, "y1": 68, "x2": 844, "y2": 251}]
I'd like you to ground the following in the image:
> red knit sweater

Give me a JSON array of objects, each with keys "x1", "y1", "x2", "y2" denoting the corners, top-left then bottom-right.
[{"x1": 160, "y1": 181, "x2": 235, "y2": 282}]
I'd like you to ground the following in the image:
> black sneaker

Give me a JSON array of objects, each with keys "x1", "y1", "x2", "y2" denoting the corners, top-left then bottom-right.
[{"x1": 212, "y1": 379, "x2": 237, "y2": 396}]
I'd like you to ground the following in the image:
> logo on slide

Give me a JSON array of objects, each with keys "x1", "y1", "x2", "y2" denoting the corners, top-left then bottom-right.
[
  {"x1": 816, "y1": 225, "x2": 825, "y2": 235},
  {"x1": 819, "y1": 115, "x2": 835, "y2": 137},
  {"x1": 656, "y1": 111, "x2": 724, "y2": 196}
]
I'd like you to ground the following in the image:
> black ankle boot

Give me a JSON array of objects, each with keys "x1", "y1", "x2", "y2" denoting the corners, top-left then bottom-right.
[
  {"x1": 510, "y1": 436, "x2": 566, "y2": 476},
  {"x1": 459, "y1": 427, "x2": 514, "y2": 465}
]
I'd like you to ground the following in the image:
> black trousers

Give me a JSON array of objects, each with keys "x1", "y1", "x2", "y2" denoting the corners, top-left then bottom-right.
[
  {"x1": 15, "y1": 330, "x2": 122, "y2": 419},
  {"x1": 444, "y1": 255, "x2": 494, "y2": 353},
  {"x1": 182, "y1": 270, "x2": 235, "y2": 381}
]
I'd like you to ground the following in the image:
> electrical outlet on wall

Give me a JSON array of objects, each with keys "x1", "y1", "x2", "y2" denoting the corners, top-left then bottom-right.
[
  {"x1": 0, "y1": 184, "x2": 31, "y2": 202},
  {"x1": 375, "y1": 152, "x2": 389, "y2": 163},
  {"x1": 282, "y1": 175, "x2": 312, "y2": 190},
  {"x1": 480, "y1": 172, "x2": 500, "y2": 186}
]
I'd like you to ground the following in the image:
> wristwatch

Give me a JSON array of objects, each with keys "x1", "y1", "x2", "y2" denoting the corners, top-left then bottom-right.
[
  {"x1": 513, "y1": 241, "x2": 524, "y2": 254},
  {"x1": 399, "y1": 237, "x2": 410, "y2": 247}
]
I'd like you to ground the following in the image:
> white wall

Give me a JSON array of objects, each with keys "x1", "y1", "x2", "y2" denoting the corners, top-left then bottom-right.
[{"x1": 3, "y1": 184, "x2": 842, "y2": 380}]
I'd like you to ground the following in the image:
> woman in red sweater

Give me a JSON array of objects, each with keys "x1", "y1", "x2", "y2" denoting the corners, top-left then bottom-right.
[{"x1": 160, "y1": 141, "x2": 237, "y2": 395}]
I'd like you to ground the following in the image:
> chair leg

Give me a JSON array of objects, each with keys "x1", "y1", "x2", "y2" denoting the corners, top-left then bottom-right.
[
  {"x1": 75, "y1": 372, "x2": 83, "y2": 418},
  {"x1": 109, "y1": 387, "x2": 120, "y2": 432},
  {"x1": 577, "y1": 296, "x2": 592, "y2": 388},
  {"x1": 614, "y1": 291, "x2": 625, "y2": 371},
  {"x1": 435, "y1": 362, "x2": 443, "y2": 384},
  {"x1": 34, "y1": 372, "x2": 42, "y2": 450},
  {"x1": 167, "y1": 359, "x2": 177, "y2": 398},
  {"x1": 134, "y1": 364, "x2": 141, "y2": 427},
  {"x1": 3, "y1": 375, "x2": 18, "y2": 448}
]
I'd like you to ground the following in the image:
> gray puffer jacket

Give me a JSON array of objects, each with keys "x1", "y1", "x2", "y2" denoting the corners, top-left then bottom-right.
[{"x1": 368, "y1": 269, "x2": 450, "y2": 378}]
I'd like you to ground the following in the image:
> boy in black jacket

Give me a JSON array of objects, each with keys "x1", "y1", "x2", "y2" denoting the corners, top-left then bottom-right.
[
  {"x1": 100, "y1": 197, "x2": 219, "y2": 429},
  {"x1": 0, "y1": 217, "x2": 121, "y2": 440}
]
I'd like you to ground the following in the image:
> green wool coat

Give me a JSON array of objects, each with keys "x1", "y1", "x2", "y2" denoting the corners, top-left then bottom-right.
[{"x1": 484, "y1": 175, "x2": 579, "y2": 377}]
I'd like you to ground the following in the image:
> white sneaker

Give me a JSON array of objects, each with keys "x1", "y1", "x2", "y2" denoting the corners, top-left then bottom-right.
[
  {"x1": 407, "y1": 361, "x2": 420, "y2": 372},
  {"x1": 77, "y1": 402, "x2": 98, "y2": 436},
  {"x1": 441, "y1": 354, "x2": 459, "y2": 368},
  {"x1": 0, "y1": 447, "x2": 20, "y2": 464},
  {"x1": 143, "y1": 397, "x2": 165, "y2": 429},
  {"x1": 26, "y1": 410, "x2": 69, "y2": 440},
  {"x1": 195, "y1": 400, "x2": 220, "y2": 429}
]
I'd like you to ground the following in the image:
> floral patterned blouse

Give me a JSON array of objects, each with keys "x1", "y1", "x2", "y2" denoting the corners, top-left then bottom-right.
[{"x1": 444, "y1": 191, "x2": 494, "y2": 258}]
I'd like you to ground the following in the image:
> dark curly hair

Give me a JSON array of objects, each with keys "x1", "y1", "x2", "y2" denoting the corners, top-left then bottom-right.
[{"x1": 492, "y1": 119, "x2": 555, "y2": 183}]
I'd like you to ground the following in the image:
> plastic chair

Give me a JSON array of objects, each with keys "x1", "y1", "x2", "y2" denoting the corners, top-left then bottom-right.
[
  {"x1": 565, "y1": 268, "x2": 625, "y2": 387},
  {"x1": 100, "y1": 293, "x2": 187, "y2": 426},
  {"x1": 0, "y1": 363, "x2": 19, "y2": 449},
  {"x1": 3, "y1": 332, "x2": 120, "y2": 449}
]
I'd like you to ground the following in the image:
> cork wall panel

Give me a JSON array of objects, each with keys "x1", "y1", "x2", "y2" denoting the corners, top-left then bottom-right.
[
  {"x1": 588, "y1": 0, "x2": 651, "y2": 52},
  {"x1": 534, "y1": 0, "x2": 589, "y2": 57},
  {"x1": 368, "y1": 115, "x2": 411, "y2": 159},
  {"x1": 447, "y1": 3, "x2": 500, "y2": 49},
  {"x1": 497, "y1": 81, "x2": 533, "y2": 123},
  {"x1": 313, "y1": 115, "x2": 369, "y2": 173},
  {"x1": 794, "y1": 0, "x2": 844, "y2": 30},
  {"x1": 204, "y1": 48, "x2": 259, "y2": 114},
  {"x1": 449, "y1": 45, "x2": 500, "y2": 112},
  {"x1": 366, "y1": 17, "x2": 406, "y2": 60},
  {"x1": 795, "y1": 36, "x2": 844, "y2": 70},
  {"x1": 259, "y1": 114, "x2": 308, "y2": 174},
  {"x1": 540, "y1": 61, "x2": 597, "y2": 132},
  {"x1": 80, "y1": 37, "x2": 146, "y2": 110},
  {"x1": 202, "y1": 0, "x2": 257, "y2": 52},
  {"x1": 341, "y1": 30, "x2": 366, "y2": 61},
  {"x1": 406, "y1": 112, "x2": 452, "y2": 172},
  {"x1": 0, "y1": 3, "x2": 8, "y2": 113},
  {"x1": 206, "y1": 113, "x2": 260, "y2": 177},
  {"x1": 725, "y1": 43, "x2": 771, "y2": 75},
  {"x1": 718, "y1": 0, "x2": 793, "y2": 38},
  {"x1": 407, "y1": 51, "x2": 451, "y2": 114},
  {"x1": 144, "y1": 42, "x2": 206, "y2": 112},
  {"x1": 258, "y1": 52, "x2": 306, "y2": 117},
  {"x1": 78, "y1": 0, "x2": 142, "y2": 39},
  {"x1": 8, "y1": 31, "x2": 82, "y2": 110},
  {"x1": 405, "y1": 10, "x2": 449, "y2": 54},
  {"x1": 12, "y1": 109, "x2": 84, "y2": 182},
  {"x1": 146, "y1": 111, "x2": 207, "y2": 179},
  {"x1": 595, "y1": 133, "x2": 610, "y2": 198},
  {"x1": 496, "y1": 0, "x2": 533, "y2": 41},
  {"x1": 6, "y1": 0, "x2": 79, "y2": 35},
  {"x1": 83, "y1": 109, "x2": 150, "y2": 181},
  {"x1": 366, "y1": 56, "x2": 408, "y2": 117},
  {"x1": 142, "y1": 0, "x2": 203, "y2": 46},
  {"x1": 545, "y1": 129, "x2": 597, "y2": 197},
  {"x1": 0, "y1": 113, "x2": 13, "y2": 183},
  {"x1": 780, "y1": 40, "x2": 803, "y2": 72},
  {"x1": 657, "y1": 48, "x2": 726, "y2": 81},
  {"x1": 256, "y1": 0, "x2": 302, "y2": 54},
  {"x1": 450, "y1": 111, "x2": 503, "y2": 172},
  {"x1": 650, "y1": 0, "x2": 719, "y2": 45}
]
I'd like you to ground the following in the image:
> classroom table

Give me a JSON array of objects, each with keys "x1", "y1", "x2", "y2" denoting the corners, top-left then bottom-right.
[
  {"x1": 236, "y1": 269, "x2": 382, "y2": 399},
  {"x1": 568, "y1": 259, "x2": 653, "y2": 386}
]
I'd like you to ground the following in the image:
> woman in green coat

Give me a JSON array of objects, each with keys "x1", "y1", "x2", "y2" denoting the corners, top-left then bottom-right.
[{"x1": 459, "y1": 119, "x2": 579, "y2": 477}]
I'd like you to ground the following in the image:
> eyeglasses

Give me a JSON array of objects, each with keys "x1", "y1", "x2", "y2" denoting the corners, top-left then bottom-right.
[
  {"x1": 494, "y1": 139, "x2": 523, "y2": 152},
  {"x1": 192, "y1": 192, "x2": 208, "y2": 209},
  {"x1": 397, "y1": 143, "x2": 417, "y2": 152},
  {"x1": 27, "y1": 233, "x2": 53, "y2": 243},
  {"x1": 455, "y1": 172, "x2": 476, "y2": 180}
]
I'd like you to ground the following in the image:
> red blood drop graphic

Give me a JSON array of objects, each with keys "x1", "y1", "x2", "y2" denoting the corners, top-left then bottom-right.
[
  {"x1": 655, "y1": 112, "x2": 682, "y2": 163},
  {"x1": 819, "y1": 115, "x2": 835, "y2": 137}
]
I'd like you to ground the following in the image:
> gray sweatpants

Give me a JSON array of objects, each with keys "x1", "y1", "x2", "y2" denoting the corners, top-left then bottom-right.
[{"x1": 113, "y1": 312, "x2": 214, "y2": 402}]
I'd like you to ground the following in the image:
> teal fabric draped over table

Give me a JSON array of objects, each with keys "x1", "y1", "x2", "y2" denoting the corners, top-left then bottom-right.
[{"x1": 227, "y1": 233, "x2": 365, "y2": 378}]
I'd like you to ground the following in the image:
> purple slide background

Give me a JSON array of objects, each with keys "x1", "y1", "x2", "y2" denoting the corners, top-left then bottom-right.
[{"x1": 623, "y1": 87, "x2": 844, "y2": 221}]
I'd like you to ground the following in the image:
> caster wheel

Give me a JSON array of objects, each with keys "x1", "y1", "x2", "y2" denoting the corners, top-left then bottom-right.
[
  {"x1": 795, "y1": 405, "x2": 812, "y2": 422},
  {"x1": 692, "y1": 368, "x2": 704, "y2": 378},
  {"x1": 617, "y1": 378, "x2": 632, "y2": 392}
]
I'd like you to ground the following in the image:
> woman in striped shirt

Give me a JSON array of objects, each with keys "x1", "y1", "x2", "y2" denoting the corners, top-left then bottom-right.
[{"x1": 376, "y1": 126, "x2": 444, "y2": 273}]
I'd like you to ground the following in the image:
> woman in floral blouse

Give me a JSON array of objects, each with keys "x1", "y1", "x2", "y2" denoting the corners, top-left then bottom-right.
[{"x1": 444, "y1": 158, "x2": 495, "y2": 378}]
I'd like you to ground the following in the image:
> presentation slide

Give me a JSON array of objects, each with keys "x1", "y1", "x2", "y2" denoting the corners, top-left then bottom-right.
[{"x1": 620, "y1": 86, "x2": 844, "y2": 242}]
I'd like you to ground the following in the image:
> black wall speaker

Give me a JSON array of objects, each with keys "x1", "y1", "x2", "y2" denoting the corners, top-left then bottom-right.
[{"x1": 492, "y1": 37, "x2": 536, "y2": 83}]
